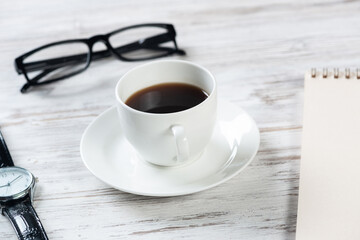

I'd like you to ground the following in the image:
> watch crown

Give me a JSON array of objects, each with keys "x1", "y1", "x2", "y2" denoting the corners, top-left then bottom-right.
[{"x1": 35, "y1": 177, "x2": 39, "y2": 183}]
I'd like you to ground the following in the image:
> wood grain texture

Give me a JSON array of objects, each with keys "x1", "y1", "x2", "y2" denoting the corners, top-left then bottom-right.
[{"x1": 0, "y1": 0, "x2": 360, "y2": 239}]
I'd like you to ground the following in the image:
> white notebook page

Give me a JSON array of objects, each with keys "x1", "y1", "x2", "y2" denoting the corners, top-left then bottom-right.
[{"x1": 296, "y1": 70, "x2": 360, "y2": 240}]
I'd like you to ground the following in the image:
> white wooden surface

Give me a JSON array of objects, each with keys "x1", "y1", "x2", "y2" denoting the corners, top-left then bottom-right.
[{"x1": 1, "y1": 0, "x2": 360, "y2": 239}]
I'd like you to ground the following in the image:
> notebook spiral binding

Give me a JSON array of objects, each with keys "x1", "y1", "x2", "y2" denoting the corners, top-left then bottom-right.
[{"x1": 311, "y1": 68, "x2": 360, "y2": 79}]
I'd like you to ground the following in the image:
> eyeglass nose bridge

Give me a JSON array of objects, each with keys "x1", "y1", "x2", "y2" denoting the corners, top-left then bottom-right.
[
  {"x1": 88, "y1": 35, "x2": 109, "y2": 46},
  {"x1": 87, "y1": 35, "x2": 114, "y2": 59}
]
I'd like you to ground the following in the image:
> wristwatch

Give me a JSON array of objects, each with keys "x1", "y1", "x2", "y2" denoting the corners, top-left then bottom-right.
[{"x1": 0, "y1": 129, "x2": 48, "y2": 240}]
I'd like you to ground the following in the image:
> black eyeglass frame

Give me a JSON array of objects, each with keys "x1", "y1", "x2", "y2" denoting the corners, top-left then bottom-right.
[{"x1": 14, "y1": 23, "x2": 186, "y2": 93}]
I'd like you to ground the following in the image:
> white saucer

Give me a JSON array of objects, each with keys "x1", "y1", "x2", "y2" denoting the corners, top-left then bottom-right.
[{"x1": 80, "y1": 100, "x2": 260, "y2": 197}]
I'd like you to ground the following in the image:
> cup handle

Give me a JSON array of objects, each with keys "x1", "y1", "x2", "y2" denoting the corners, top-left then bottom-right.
[{"x1": 171, "y1": 125, "x2": 189, "y2": 163}]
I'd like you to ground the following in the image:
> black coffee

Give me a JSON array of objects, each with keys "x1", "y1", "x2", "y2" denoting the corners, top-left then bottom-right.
[{"x1": 125, "y1": 83, "x2": 208, "y2": 113}]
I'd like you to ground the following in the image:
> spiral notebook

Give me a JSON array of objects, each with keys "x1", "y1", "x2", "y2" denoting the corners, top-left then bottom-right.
[{"x1": 296, "y1": 69, "x2": 360, "y2": 240}]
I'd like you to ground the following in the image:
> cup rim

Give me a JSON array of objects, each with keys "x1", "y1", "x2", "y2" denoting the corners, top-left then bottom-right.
[{"x1": 115, "y1": 60, "x2": 217, "y2": 116}]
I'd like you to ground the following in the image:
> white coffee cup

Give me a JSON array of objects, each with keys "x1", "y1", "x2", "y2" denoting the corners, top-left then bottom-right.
[{"x1": 115, "y1": 60, "x2": 217, "y2": 167}]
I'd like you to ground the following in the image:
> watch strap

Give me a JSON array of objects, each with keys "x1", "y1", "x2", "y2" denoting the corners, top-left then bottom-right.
[
  {"x1": 2, "y1": 199, "x2": 48, "y2": 240},
  {"x1": 0, "y1": 129, "x2": 14, "y2": 168}
]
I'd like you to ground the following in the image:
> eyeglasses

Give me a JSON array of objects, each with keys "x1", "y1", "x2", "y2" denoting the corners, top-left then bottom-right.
[{"x1": 14, "y1": 23, "x2": 186, "y2": 93}]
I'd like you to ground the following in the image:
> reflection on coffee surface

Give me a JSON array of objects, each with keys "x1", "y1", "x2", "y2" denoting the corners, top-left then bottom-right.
[{"x1": 125, "y1": 83, "x2": 208, "y2": 113}]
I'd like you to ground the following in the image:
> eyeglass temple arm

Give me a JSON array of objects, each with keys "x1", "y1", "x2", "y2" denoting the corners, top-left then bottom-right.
[
  {"x1": 21, "y1": 44, "x2": 174, "y2": 74},
  {"x1": 142, "y1": 46, "x2": 185, "y2": 55},
  {"x1": 21, "y1": 33, "x2": 184, "y2": 73},
  {"x1": 112, "y1": 33, "x2": 185, "y2": 56},
  {"x1": 20, "y1": 68, "x2": 57, "y2": 93}
]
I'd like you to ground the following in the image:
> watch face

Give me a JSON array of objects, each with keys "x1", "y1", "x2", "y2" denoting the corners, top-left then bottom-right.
[{"x1": 0, "y1": 167, "x2": 34, "y2": 200}]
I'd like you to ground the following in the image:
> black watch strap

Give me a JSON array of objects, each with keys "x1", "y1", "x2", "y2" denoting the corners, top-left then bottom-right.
[
  {"x1": 0, "y1": 129, "x2": 14, "y2": 168},
  {"x1": 2, "y1": 199, "x2": 48, "y2": 240}
]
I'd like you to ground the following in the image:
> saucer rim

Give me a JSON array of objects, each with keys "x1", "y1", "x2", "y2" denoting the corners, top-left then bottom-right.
[{"x1": 80, "y1": 100, "x2": 260, "y2": 197}]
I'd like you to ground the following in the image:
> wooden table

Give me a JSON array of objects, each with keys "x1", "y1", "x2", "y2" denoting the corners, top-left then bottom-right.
[{"x1": 1, "y1": 0, "x2": 359, "y2": 239}]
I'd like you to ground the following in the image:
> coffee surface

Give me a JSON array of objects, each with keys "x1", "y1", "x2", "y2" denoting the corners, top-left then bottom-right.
[{"x1": 125, "y1": 83, "x2": 208, "y2": 113}]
